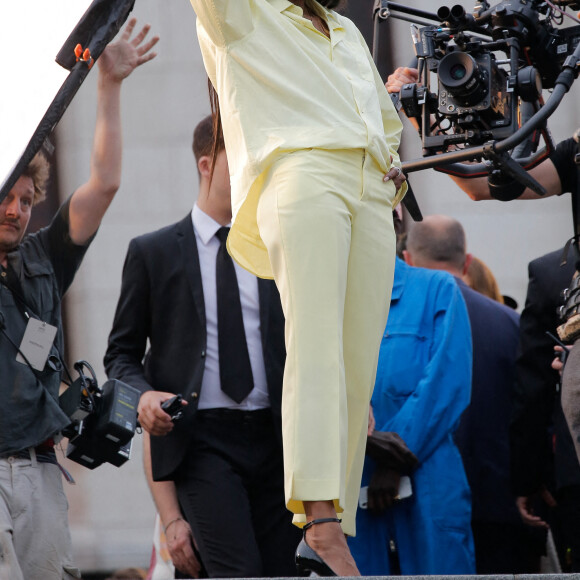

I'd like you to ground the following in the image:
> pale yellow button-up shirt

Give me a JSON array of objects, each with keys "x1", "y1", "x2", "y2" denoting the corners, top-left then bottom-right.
[{"x1": 190, "y1": 0, "x2": 406, "y2": 278}]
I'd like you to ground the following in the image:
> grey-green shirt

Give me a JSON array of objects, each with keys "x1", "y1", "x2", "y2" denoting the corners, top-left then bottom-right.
[{"x1": 0, "y1": 198, "x2": 93, "y2": 455}]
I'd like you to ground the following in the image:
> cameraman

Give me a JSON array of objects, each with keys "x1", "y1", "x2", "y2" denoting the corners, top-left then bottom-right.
[
  {"x1": 386, "y1": 67, "x2": 578, "y2": 201},
  {"x1": 0, "y1": 20, "x2": 157, "y2": 580}
]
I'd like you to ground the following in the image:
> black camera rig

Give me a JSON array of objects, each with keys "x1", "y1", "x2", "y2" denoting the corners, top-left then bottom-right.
[
  {"x1": 375, "y1": 0, "x2": 580, "y2": 200},
  {"x1": 59, "y1": 361, "x2": 140, "y2": 470}
]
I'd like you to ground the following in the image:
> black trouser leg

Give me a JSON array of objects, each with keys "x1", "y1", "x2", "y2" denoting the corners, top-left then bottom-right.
[
  {"x1": 471, "y1": 520, "x2": 544, "y2": 574},
  {"x1": 247, "y1": 443, "x2": 301, "y2": 577},
  {"x1": 552, "y1": 485, "x2": 580, "y2": 572},
  {"x1": 175, "y1": 410, "x2": 299, "y2": 578}
]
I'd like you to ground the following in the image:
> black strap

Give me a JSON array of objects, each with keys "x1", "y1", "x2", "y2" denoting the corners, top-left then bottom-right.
[
  {"x1": 303, "y1": 518, "x2": 342, "y2": 530},
  {"x1": 0, "y1": 264, "x2": 39, "y2": 320},
  {"x1": 0, "y1": 264, "x2": 68, "y2": 379}
]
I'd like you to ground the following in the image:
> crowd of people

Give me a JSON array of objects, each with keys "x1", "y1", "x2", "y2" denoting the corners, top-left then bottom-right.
[{"x1": 1, "y1": 0, "x2": 580, "y2": 579}]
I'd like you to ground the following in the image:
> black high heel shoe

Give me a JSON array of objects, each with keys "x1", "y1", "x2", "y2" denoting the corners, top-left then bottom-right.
[{"x1": 295, "y1": 517, "x2": 342, "y2": 577}]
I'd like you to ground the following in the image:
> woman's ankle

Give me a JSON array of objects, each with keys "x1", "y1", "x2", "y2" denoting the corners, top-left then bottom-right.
[{"x1": 304, "y1": 499, "x2": 338, "y2": 522}]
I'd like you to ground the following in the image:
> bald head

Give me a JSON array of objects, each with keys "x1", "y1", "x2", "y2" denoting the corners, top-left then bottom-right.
[{"x1": 405, "y1": 215, "x2": 468, "y2": 275}]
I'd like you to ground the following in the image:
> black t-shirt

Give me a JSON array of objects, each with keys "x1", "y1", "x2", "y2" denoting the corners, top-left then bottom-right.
[{"x1": 549, "y1": 137, "x2": 579, "y2": 195}]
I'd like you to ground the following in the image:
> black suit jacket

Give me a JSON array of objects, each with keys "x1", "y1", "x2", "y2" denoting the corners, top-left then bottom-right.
[
  {"x1": 453, "y1": 279, "x2": 522, "y2": 524},
  {"x1": 510, "y1": 245, "x2": 580, "y2": 495},
  {"x1": 104, "y1": 215, "x2": 285, "y2": 481}
]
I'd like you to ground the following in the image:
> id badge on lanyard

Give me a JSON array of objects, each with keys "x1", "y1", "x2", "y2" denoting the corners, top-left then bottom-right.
[
  {"x1": 1, "y1": 267, "x2": 57, "y2": 371},
  {"x1": 16, "y1": 317, "x2": 57, "y2": 371}
]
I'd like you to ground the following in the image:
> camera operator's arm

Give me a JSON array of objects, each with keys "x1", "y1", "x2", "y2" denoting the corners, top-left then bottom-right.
[
  {"x1": 143, "y1": 432, "x2": 202, "y2": 578},
  {"x1": 386, "y1": 66, "x2": 420, "y2": 132},
  {"x1": 68, "y1": 19, "x2": 158, "y2": 245},
  {"x1": 449, "y1": 159, "x2": 563, "y2": 201}
]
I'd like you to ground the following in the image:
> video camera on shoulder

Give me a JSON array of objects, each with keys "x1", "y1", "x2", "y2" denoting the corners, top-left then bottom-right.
[{"x1": 59, "y1": 360, "x2": 140, "y2": 470}]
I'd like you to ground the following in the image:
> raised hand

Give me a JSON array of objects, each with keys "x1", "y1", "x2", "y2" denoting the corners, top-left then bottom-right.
[{"x1": 98, "y1": 18, "x2": 159, "y2": 83}]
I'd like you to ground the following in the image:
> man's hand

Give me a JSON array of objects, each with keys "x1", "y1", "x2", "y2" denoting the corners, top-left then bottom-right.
[
  {"x1": 368, "y1": 465, "x2": 401, "y2": 513},
  {"x1": 166, "y1": 518, "x2": 203, "y2": 578},
  {"x1": 98, "y1": 18, "x2": 159, "y2": 84},
  {"x1": 385, "y1": 67, "x2": 419, "y2": 94},
  {"x1": 516, "y1": 489, "x2": 557, "y2": 529},
  {"x1": 138, "y1": 391, "x2": 187, "y2": 436},
  {"x1": 551, "y1": 345, "x2": 565, "y2": 375}
]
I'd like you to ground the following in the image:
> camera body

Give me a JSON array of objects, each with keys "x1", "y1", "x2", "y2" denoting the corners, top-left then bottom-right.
[
  {"x1": 399, "y1": 0, "x2": 580, "y2": 155},
  {"x1": 437, "y1": 50, "x2": 512, "y2": 134},
  {"x1": 60, "y1": 365, "x2": 140, "y2": 470}
]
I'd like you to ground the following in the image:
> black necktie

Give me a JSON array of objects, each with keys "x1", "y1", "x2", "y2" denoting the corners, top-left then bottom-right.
[{"x1": 215, "y1": 227, "x2": 254, "y2": 403}]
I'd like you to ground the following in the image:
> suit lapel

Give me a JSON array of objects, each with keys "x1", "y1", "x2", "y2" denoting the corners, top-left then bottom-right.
[{"x1": 177, "y1": 215, "x2": 206, "y2": 330}]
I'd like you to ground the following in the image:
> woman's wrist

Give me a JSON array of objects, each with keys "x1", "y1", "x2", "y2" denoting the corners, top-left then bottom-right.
[{"x1": 164, "y1": 516, "x2": 185, "y2": 534}]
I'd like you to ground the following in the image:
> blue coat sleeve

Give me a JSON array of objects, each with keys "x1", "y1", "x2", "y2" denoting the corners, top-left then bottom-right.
[{"x1": 374, "y1": 277, "x2": 473, "y2": 463}]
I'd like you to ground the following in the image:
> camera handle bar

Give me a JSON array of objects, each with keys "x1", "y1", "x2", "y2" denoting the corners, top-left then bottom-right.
[{"x1": 372, "y1": 0, "x2": 424, "y2": 221}]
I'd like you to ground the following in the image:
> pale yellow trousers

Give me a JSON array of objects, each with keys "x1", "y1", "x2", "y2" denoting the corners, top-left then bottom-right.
[{"x1": 256, "y1": 148, "x2": 396, "y2": 536}]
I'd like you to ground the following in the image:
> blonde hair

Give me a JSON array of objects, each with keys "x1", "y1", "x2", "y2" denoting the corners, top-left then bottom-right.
[{"x1": 21, "y1": 152, "x2": 50, "y2": 206}]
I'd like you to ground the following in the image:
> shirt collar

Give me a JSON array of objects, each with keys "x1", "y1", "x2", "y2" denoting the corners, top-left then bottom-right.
[
  {"x1": 268, "y1": 0, "x2": 294, "y2": 12},
  {"x1": 269, "y1": 0, "x2": 344, "y2": 36},
  {"x1": 191, "y1": 204, "x2": 231, "y2": 246}
]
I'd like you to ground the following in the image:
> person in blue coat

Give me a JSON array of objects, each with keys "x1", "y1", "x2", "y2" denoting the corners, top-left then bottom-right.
[{"x1": 348, "y1": 256, "x2": 476, "y2": 575}]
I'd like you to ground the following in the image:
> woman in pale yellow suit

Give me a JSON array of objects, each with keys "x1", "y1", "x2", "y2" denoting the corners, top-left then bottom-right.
[{"x1": 189, "y1": 0, "x2": 406, "y2": 575}]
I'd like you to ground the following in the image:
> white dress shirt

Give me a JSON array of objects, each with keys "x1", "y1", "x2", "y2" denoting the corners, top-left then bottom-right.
[{"x1": 192, "y1": 204, "x2": 270, "y2": 410}]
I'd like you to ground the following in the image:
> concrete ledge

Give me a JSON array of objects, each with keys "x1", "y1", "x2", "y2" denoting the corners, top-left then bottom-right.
[{"x1": 174, "y1": 574, "x2": 580, "y2": 580}]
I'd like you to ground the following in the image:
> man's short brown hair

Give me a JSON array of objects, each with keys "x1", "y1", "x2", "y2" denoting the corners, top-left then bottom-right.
[
  {"x1": 21, "y1": 152, "x2": 50, "y2": 206},
  {"x1": 192, "y1": 114, "x2": 225, "y2": 165}
]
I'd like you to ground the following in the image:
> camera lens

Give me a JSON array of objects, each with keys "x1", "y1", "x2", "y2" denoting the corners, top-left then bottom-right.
[
  {"x1": 449, "y1": 64, "x2": 467, "y2": 81},
  {"x1": 438, "y1": 52, "x2": 487, "y2": 106}
]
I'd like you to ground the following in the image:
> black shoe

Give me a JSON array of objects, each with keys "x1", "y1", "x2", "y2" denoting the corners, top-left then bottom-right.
[{"x1": 295, "y1": 517, "x2": 341, "y2": 577}]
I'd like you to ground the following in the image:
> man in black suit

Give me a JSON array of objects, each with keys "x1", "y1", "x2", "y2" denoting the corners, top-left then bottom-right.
[
  {"x1": 511, "y1": 245, "x2": 580, "y2": 572},
  {"x1": 104, "y1": 116, "x2": 300, "y2": 578},
  {"x1": 404, "y1": 215, "x2": 543, "y2": 574}
]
